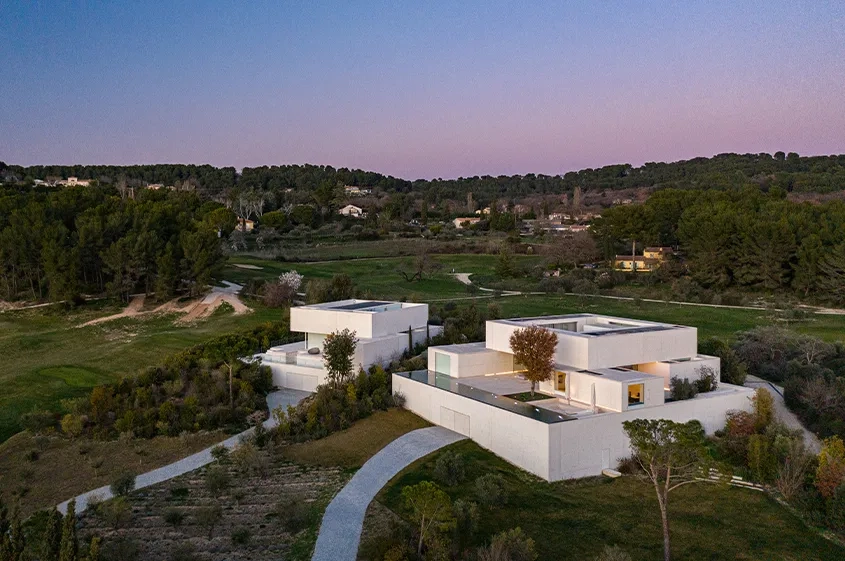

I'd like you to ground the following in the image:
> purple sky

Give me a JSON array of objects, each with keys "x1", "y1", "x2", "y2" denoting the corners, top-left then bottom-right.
[{"x1": 1, "y1": 1, "x2": 844, "y2": 180}]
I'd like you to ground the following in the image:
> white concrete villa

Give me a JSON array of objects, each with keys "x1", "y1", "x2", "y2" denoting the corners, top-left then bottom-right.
[
  {"x1": 259, "y1": 299, "x2": 440, "y2": 391},
  {"x1": 393, "y1": 313, "x2": 754, "y2": 481}
]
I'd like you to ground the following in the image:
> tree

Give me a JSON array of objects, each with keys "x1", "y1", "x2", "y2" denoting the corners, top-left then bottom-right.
[
  {"x1": 816, "y1": 436, "x2": 845, "y2": 499},
  {"x1": 698, "y1": 338, "x2": 747, "y2": 386},
  {"x1": 323, "y1": 329, "x2": 357, "y2": 387},
  {"x1": 61, "y1": 414, "x2": 84, "y2": 439},
  {"x1": 622, "y1": 419, "x2": 712, "y2": 561},
  {"x1": 59, "y1": 499, "x2": 78, "y2": 561},
  {"x1": 43, "y1": 509, "x2": 63, "y2": 561},
  {"x1": 109, "y1": 473, "x2": 136, "y2": 497},
  {"x1": 86, "y1": 537, "x2": 101, "y2": 561},
  {"x1": 205, "y1": 336, "x2": 256, "y2": 409},
  {"x1": 196, "y1": 504, "x2": 223, "y2": 540},
  {"x1": 402, "y1": 481, "x2": 454, "y2": 556},
  {"x1": 508, "y1": 326, "x2": 557, "y2": 396}
]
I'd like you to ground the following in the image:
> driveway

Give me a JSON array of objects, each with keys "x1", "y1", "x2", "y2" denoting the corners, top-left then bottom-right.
[{"x1": 311, "y1": 426, "x2": 466, "y2": 561}]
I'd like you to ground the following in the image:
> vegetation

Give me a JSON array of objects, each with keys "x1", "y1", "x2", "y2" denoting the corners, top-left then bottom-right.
[
  {"x1": 0, "y1": 185, "x2": 229, "y2": 302},
  {"x1": 508, "y1": 326, "x2": 558, "y2": 397},
  {"x1": 371, "y1": 439, "x2": 845, "y2": 560},
  {"x1": 622, "y1": 419, "x2": 713, "y2": 561}
]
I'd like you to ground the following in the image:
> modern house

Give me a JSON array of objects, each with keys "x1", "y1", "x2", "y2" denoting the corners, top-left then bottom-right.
[
  {"x1": 235, "y1": 218, "x2": 255, "y2": 232},
  {"x1": 394, "y1": 313, "x2": 753, "y2": 481},
  {"x1": 339, "y1": 204, "x2": 366, "y2": 218},
  {"x1": 260, "y1": 300, "x2": 441, "y2": 391}
]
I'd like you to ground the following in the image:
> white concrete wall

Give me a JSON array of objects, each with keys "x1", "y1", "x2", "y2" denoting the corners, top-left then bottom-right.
[
  {"x1": 393, "y1": 374, "x2": 553, "y2": 480},
  {"x1": 292, "y1": 307, "x2": 376, "y2": 338},
  {"x1": 428, "y1": 345, "x2": 515, "y2": 378},
  {"x1": 396, "y1": 373, "x2": 754, "y2": 482},
  {"x1": 267, "y1": 363, "x2": 324, "y2": 392},
  {"x1": 485, "y1": 320, "x2": 699, "y2": 370},
  {"x1": 638, "y1": 355, "x2": 722, "y2": 386},
  {"x1": 370, "y1": 304, "x2": 429, "y2": 337},
  {"x1": 548, "y1": 384, "x2": 754, "y2": 480}
]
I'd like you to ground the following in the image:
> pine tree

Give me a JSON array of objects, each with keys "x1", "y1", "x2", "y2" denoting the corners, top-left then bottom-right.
[
  {"x1": 818, "y1": 244, "x2": 845, "y2": 305},
  {"x1": 43, "y1": 509, "x2": 63, "y2": 561},
  {"x1": 59, "y1": 500, "x2": 78, "y2": 561}
]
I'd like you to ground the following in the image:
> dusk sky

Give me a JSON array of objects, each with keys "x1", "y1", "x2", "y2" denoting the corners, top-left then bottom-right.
[{"x1": 2, "y1": 1, "x2": 844, "y2": 180}]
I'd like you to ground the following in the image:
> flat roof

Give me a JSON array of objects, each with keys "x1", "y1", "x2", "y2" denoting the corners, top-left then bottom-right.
[
  {"x1": 299, "y1": 299, "x2": 422, "y2": 313},
  {"x1": 493, "y1": 313, "x2": 688, "y2": 337}
]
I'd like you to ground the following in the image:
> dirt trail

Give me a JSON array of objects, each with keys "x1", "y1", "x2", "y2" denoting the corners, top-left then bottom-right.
[{"x1": 79, "y1": 282, "x2": 252, "y2": 327}]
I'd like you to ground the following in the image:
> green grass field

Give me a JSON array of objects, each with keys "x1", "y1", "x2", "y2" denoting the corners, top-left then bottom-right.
[
  {"x1": 227, "y1": 254, "x2": 845, "y2": 342},
  {"x1": 372, "y1": 440, "x2": 844, "y2": 561},
  {"x1": 0, "y1": 300, "x2": 281, "y2": 443}
]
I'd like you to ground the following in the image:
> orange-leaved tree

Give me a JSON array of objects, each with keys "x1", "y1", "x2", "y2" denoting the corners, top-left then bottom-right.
[{"x1": 509, "y1": 325, "x2": 557, "y2": 397}]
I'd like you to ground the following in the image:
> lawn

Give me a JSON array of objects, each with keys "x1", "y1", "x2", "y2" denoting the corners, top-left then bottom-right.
[
  {"x1": 282, "y1": 408, "x2": 431, "y2": 469},
  {"x1": 371, "y1": 440, "x2": 845, "y2": 561},
  {"x1": 0, "y1": 299, "x2": 282, "y2": 443}
]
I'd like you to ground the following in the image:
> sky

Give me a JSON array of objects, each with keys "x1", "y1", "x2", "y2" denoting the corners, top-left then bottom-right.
[{"x1": 1, "y1": 1, "x2": 844, "y2": 180}]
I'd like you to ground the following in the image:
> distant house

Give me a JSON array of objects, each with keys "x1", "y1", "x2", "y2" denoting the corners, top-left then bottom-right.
[
  {"x1": 614, "y1": 247, "x2": 671, "y2": 272},
  {"x1": 453, "y1": 216, "x2": 481, "y2": 229},
  {"x1": 236, "y1": 219, "x2": 255, "y2": 232},
  {"x1": 58, "y1": 177, "x2": 91, "y2": 187},
  {"x1": 146, "y1": 183, "x2": 165, "y2": 190},
  {"x1": 344, "y1": 186, "x2": 372, "y2": 197},
  {"x1": 339, "y1": 204, "x2": 366, "y2": 218}
]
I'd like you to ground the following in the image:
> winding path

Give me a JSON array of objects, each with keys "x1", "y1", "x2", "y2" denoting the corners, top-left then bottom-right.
[
  {"x1": 745, "y1": 375, "x2": 821, "y2": 454},
  {"x1": 57, "y1": 388, "x2": 310, "y2": 514},
  {"x1": 311, "y1": 426, "x2": 466, "y2": 561}
]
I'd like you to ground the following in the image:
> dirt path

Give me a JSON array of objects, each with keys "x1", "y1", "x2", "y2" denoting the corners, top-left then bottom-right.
[{"x1": 80, "y1": 295, "x2": 147, "y2": 326}]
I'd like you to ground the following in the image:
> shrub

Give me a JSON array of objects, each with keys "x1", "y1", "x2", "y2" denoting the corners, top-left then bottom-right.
[
  {"x1": 24, "y1": 449, "x2": 39, "y2": 462},
  {"x1": 616, "y1": 455, "x2": 640, "y2": 475},
  {"x1": 694, "y1": 366, "x2": 718, "y2": 393},
  {"x1": 571, "y1": 279, "x2": 598, "y2": 295},
  {"x1": 433, "y1": 451, "x2": 466, "y2": 486},
  {"x1": 231, "y1": 527, "x2": 251, "y2": 545},
  {"x1": 452, "y1": 499, "x2": 480, "y2": 550},
  {"x1": 100, "y1": 496, "x2": 132, "y2": 529},
  {"x1": 195, "y1": 504, "x2": 223, "y2": 539},
  {"x1": 274, "y1": 496, "x2": 312, "y2": 533},
  {"x1": 698, "y1": 338, "x2": 747, "y2": 385},
  {"x1": 594, "y1": 545, "x2": 632, "y2": 561},
  {"x1": 669, "y1": 377, "x2": 698, "y2": 400},
  {"x1": 210, "y1": 444, "x2": 230, "y2": 463},
  {"x1": 474, "y1": 473, "x2": 508, "y2": 508},
  {"x1": 109, "y1": 473, "x2": 136, "y2": 497},
  {"x1": 168, "y1": 544, "x2": 202, "y2": 561},
  {"x1": 102, "y1": 537, "x2": 139, "y2": 561},
  {"x1": 163, "y1": 508, "x2": 185, "y2": 528},
  {"x1": 477, "y1": 527, "x2": 537, "y2": 561},
  {"x1": 816, "y1": 436, "x2": 845, "y2": 499},
  {"x1": 747, "y1": 434, "x2": 777, "y2": 482},
  {"x1": 204, "y1": 465, "x2": 231, "y2": 494},
  {"x1": 20, "y1": 408, "x2": 56, "y2": 434}
]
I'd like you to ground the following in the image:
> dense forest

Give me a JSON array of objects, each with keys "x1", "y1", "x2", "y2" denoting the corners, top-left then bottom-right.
[
  {"x1": 0, "y1": 183, "x2": 229, "y2": 302},
  {"x1": 592, "y1": 188, "x2": 845, "y2": 301},
  {"x1": 3, "y1": 152, "x2": 845, "y2": 204}
]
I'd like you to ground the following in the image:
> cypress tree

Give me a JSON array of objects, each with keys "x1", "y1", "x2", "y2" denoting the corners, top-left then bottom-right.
[
  {"x1": 43, "y1": 509, "x2": 63, "y2": 561},
  {"x1": 9, "y1": 510, "x2": 24, "y2": 561},
  {"x1": 59, "y1": 500, "x2": 78, "y2": 561},
  {"x1": 86, "y1": 537, "x2": 101, "y2": 561}
]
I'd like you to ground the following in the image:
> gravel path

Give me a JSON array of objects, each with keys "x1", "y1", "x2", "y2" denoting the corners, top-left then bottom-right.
[
  {"x1": 311, "y1": 426, "x2": 466, "y2": 561},
  {"x1": 745, "y1": 375, "x2": 821, "y2": 454},
  {"x1": 57, "y1": 388, "x2": 310, "y2": 514}
]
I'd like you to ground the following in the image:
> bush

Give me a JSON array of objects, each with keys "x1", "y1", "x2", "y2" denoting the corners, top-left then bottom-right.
[
  {"x1": 100, "y1": 496, "x2": 132, "y2": 529},
  {"x1": 24, "y1": 449, "x2": 39, "y2": 462},
  {"x1": 571, "y1": 279, "x2": 598, "y2": 295},
  {"x1": 452, "y1": 499, "x2": 480, "y2": 550},
  {"x1": 477, "y1": 527, "x2": 537, "y2": 561},
  {"x1": 616, "y1": 455, "x2": 640, "y2": 475},
  {"x1": 274, "y1": 496, "x2": 312, "y2": 533},
  {"x1": 231, "y1": 527, "x2": 252, "y2": 545},
  {"x1": 594, "y1": 545, "x2": 632, "y2": 561},
  {"x1": 20, "y1": 408, "x2": 56, "y2": 434},
  {"x1": 669, "y1": 377, "x2": 698, "y2": 400},
  {"x1": 433, "y1": 451, "x2": 466, "y2": 486},
  {"x1": 163, "y1": 508, "x2": 185, "y2": 528},
  {"x1": 474, "y1": 473, "x2": 508, "y2": 508},
  {"x1": 210, "y1": 444, "x2": 230, "y2": 463},
  {"x1": 204, "y1": 465, "x2": 231, "y2": 494},
  {"x1": 694, "y1": 366, "x2": 718, "y2": 393},
  {"x1": 110, "y1": 473, "x2": 136, "y2": 497}
]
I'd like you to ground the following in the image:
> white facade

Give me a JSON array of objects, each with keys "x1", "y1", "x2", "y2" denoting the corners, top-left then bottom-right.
[
  {"x1": 339, "y1": 204, "x2": 366, "y2": 218},
  {"x1": 397, "y1": 313, "x2": 754, "y2": 481},
  {"x1": 260, "y1": 300, "x2": 440, "y2": 391}
]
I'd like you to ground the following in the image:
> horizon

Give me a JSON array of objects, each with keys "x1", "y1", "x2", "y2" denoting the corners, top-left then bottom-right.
[{"x1": 2, "y1": 1, "x2": 844, "y2": 180}]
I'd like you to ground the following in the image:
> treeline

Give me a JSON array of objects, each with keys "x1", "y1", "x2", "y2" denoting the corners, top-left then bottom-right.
[
  {"x1": 0, "y1": 184, "x2": 229, "y2": 301},
  {"x1": 5, "y1": 152, "x2": 845, "y2": 203},
  {"x1": 592, "y1": 188, "x2": 845, "y2": 302}
]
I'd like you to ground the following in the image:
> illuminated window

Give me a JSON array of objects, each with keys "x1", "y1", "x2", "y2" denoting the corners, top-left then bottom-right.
[
  {"x1": 628, "y1": 383, "x2": 644, "y2": 406},
  {"x1": 556, "y1": 372, "x2": 566, "y2": 392}
]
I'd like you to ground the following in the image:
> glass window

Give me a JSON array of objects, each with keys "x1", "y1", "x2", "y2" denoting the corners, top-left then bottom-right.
[
  {"x1": 556, "y1": 372, "x2": 566, "y2": 391},
  {"x1": 434, "y1": 352, "x2": 451, "y2": 375},
  {"x1": 628, "y1": 383, "x2": 644, "y2": 406}
]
